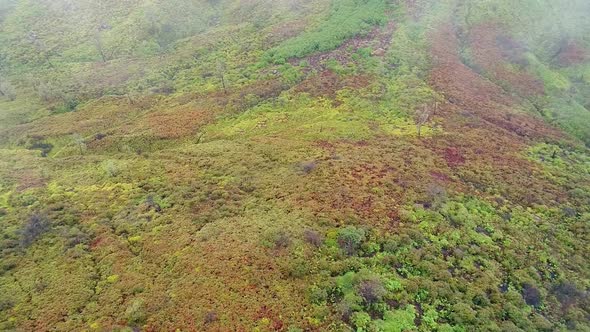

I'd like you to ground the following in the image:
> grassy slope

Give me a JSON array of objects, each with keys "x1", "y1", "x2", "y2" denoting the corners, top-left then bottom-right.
[{"x1": 0, "y1": 0, "x2": 589, "y2": 331}]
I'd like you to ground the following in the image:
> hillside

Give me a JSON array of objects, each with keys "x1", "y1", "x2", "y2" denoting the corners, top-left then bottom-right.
[{"x1": 0, "y1": 0, "x2": 589, "y2": 331}]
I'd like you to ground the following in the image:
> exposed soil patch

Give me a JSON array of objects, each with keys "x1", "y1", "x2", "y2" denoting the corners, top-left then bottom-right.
[
  {"x1": 146, "y1": 109, "x2": 212, "y2": 139},
  {"x1": 12, "y1": 168, "x2": 46, "y2": 191},
  {"x1": 295, "y1": 71, "x2": 371, "y2": 98},
  {"x1": 174, "y1": 78, "x2": 287, "y2": 114},
  {"x1": 267, "y1": 20, "x2": 309, "y2": 44}
]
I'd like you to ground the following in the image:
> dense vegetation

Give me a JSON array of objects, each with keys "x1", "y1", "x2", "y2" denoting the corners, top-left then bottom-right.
[{"x1": 0, "y1": 0, "x2": 589, "y2": 331}]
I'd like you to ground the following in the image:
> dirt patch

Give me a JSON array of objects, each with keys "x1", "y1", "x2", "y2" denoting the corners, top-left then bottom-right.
[
  {"x1": 267, "y1": 20, "x2": 308, "y2": 44},
  {"x1": 176, "y1": 78, "x2": 287, "y2": 114},
  {"x1": 147, "y1": 109, "x2": 212, "y2": 139},
  {"x1": 12, "y1": 168, "x2": 46, "y2": 191},
  {"x1": 295, "y1": 71, "x2": 371, "y2": 98}
]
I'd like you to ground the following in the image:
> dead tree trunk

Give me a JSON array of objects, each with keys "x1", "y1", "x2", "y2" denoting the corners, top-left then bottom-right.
[{"x1": 416, "y1": 104, "x2": 432, "y2": 138}]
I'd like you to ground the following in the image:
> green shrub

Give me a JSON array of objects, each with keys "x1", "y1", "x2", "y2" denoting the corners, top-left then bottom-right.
[
  {"x1": 308, "y1": 285, "x2": 328, "y2": 305},
  {"x1": 53, "y1": 98, "x2": 79, "y2": 114},
  {"x1": 337, "y1": 226, "x2": 366, "y2": 255},
  {"x1": 361, "y1": 241, "x2": 380, "y2": 256},
  {"x1": 279, "y1": 64, "x2": 303, "y2": 85},
  {"x1": 262, "y1": 229, "x2": 292, "y2": 249},
  {"x1": 375, "y1": 306, "x2": 416, "y2": 332},
  {"x1": 451, "y1": 302, "x2": 476, "y2": 325},
  {"x1": 264, "y1": 0, "x2": 387, "y2": 62},
  {"x1": 125, "y1": 299, "x2": 147, "y2": 325},
  {"x1": 350, "y1": 311, "x2": 371, "y2": 331},
  {"x1": 288, "y1": 258, "x2": 309, "y2": 278},
  {"x1": 104, "y1": 160, "x2": 120, "y2": 177}
]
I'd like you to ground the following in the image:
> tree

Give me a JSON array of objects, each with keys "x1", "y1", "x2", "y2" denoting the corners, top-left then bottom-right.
[
  {"x1": 337, "y1": 226, "x2": 366, "y2": 255},
  {"x1": 415, "y1": 102, "x2": 439, "y2": 138},
  {"x1": 27, "y1": 31, "x2": 55, "y2": 68},
  {"x1": 0, "y1": 53, "x2": 7, "y2": 73},
  {"x1": 33, "y1": 79, "x2": 65, "y2": 103},
  {"x1": 94, "y1": 31, "x2": 107, "y2": 62},
  {"x1": 216, "y1": 59, "x2": 228, "y2": 94},
  {"x1": 415, "y1": 104, "x2": 430, "y2": 138},
  {"x1": 103, "y1": 160, "x2": 119, "y2": 177},
  {"x1": 522, "y1": 283, "x2": 542, "y2": 307},
  {"x1": 304, "y1": 229, "x2": 323, "y2": 247},
  {"x1": 94, "y1": 23, "x2": 113, "y2": 62},
  {"x1": 72, "y1": 134, "x2": 86, "y2": 154},
  {"x1": 20, "y1": 214, "x2": 50, "y2": 248},
  {"x1": 357, "y1": 278, "x2": 386, "y2": 305},
  {"x1": 0, "y1": 75, "x2": 16, "y2": 101}
]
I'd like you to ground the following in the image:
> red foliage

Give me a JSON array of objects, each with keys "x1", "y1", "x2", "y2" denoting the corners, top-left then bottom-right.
[
  {"x1": 430, "y1": 171, "x2": 451, "y2": 182},
  {"x1": 147, "y1": 109, "x2": 211, "y2": 139},
  {"x1": 443, "y1": 147, "x2": 465, "y2": 167},
  {"x1": 429, "y1": 24, "x2": 563, "y2": 141},
  {"x1": 468, "y1": 24, "x2": 544, "y2": 97},
  {"x1": 255, "y1": 305, "x2": 285, "y2": 331},
  {"x1": 423, "y1": 23, "x2": 569, "y2": 205},
  {"x1": 89, "y1": 236, "x2": 106, "y2": 249},
  {"x1": 556, "y1": 40, "x2": 588, "y2": 66},
  {"x1": 293, "y1": 141, "x2": 445, "y2": 228}
]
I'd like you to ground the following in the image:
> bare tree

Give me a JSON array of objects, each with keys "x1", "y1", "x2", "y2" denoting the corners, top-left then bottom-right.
[
  {"x1": 0, "y1": 53, "x2": 7, "y2": 73},
  {"x1": 415, "y1": 102, "x2": 439, "y2": 138},
  {"x1": 0, "y1": 75, "x2": 16, "y2": 101},
  {"x1": 94, "y1": 23, "x2": 113, "y2": 62},
  {"x1": 27, "y1": 31, "x2": 55, "y2": 68},
  {"x1": 103, "y1": 160, "x2": 119, "y2": 177},
  {"x1": 126, "y1": 89, "x2": 136, "y2": 105},
  {"x1": 415, "y1": 105, "x2": 430, "y2": 138},
  {"x1": 216, "y1": 59, "x2": 228, "y2": 94},
  {"x1": 94, "y1": 32, "x2": 107, "y2": 62},
  {"x1": 0, "y1": 76, "x2": 6, "y2": 97},
  {"x1": 72, "y1": 134, "x2": 86, "y2": 154}
]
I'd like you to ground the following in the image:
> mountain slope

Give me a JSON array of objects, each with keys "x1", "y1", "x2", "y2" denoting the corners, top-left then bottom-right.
[{"x1": 0, "y1": 0, "x2": 589, "y2": 331}]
